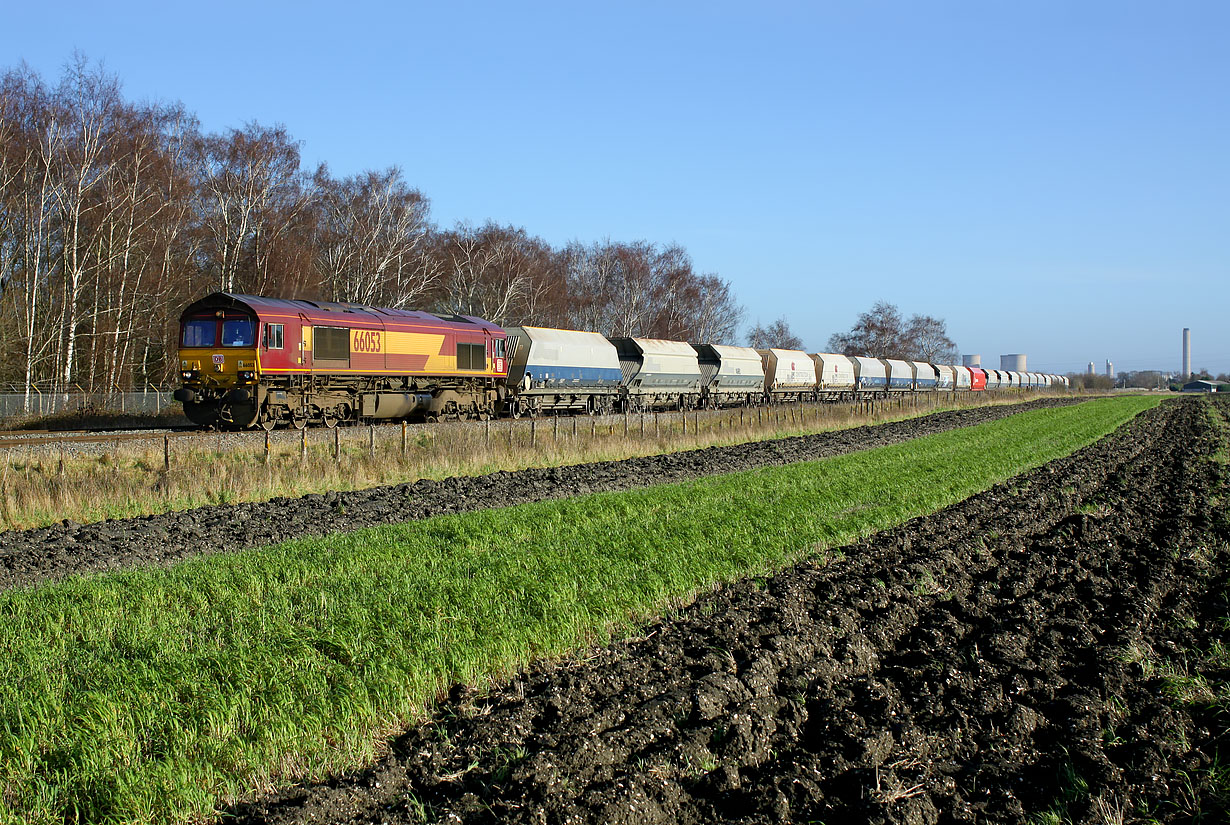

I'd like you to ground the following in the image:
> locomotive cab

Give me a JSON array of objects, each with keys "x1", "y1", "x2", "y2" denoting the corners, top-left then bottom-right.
[{"x1": 174, "y1": 304, "x2": 262, "y2": 428}]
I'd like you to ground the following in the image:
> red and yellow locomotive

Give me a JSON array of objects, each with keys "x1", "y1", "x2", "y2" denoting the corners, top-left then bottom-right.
[{"x1": 174, "y1": 293, "x2": 510, "y2": 429}]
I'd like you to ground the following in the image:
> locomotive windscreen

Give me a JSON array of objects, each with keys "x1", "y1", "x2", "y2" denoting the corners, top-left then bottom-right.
[{"x1": 182, "y1": 319, "x2": 216, "y2": 347}]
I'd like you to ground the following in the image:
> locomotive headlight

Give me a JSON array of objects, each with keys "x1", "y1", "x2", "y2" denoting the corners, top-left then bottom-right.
[
  {"x1": 237, "y1": 370, "x2": 254, "y2": 381},
  {"x1": 182, "y1": 369, "x2": 199, "y2": 380}
]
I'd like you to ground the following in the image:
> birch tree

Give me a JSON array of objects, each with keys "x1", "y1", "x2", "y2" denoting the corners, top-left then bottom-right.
[
  {"x1": 195, "y1": 122, "x2": 305, "y2": 294},
  {"x1": 314, "y1": 166, "x2": 437, "y2": 307}
]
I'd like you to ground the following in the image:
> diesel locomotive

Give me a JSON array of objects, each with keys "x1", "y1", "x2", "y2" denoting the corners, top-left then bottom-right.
[{"x1": 173, "y1": 293, "x2": 509, "y2": 429}]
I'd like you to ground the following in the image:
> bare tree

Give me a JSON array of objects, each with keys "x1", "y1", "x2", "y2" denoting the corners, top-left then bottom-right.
[
  {"x1": 433, "y1": 222, "x2": 555, "y2": 326},
  {"x1": 686, "y1": 274, "x2": 742, "y2": 343},
  {"x1": 50, "y1": 54, "x2": 123, "y2": 389},
  {"x1": 746, "y1": 316, "x2": 803, "y2": 349},
  {"x1": 314, "y1": 165, "x2": 437, "y2": 307},
  {"x1": 904, "y1": 314, "x2": 957, "y2": 362},
  {"x1": 828, "y1": 301, "x2": 959, "y2": 362},
  {"x1": 827, "y1": 300, "x2": 906, "y2": 358},
  {"x1": 194, "y1": 122, "x2": 306, "y2": 294}
]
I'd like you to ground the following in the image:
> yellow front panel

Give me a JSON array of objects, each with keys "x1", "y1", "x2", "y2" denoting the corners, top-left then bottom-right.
[{"x1": 179, "y1": 348, "x2": 258, "y2": 387}]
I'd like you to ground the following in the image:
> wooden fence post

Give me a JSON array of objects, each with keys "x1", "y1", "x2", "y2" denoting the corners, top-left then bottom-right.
[
  {"x1": 403, "y1": 421, "x2": 409, "y2": 456},
  {"x1": 334, "y1": 427, "x2": 340, "y2": 463},
  {"x1": 164, "y1": 434, "x2": 170, "y2": 470}
]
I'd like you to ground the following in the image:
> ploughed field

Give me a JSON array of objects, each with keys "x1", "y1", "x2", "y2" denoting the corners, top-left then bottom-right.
[{"x1": 234, "y1": 396, "x2": 1230, "y2": 825}]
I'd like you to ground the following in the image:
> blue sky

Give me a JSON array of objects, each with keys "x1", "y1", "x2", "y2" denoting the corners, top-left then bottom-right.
[{"x1": 4, "y1": 0, "x2": 1227, "y2": 374}]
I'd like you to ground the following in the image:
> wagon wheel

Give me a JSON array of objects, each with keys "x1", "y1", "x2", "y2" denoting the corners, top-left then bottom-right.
[
  {"x1": 291, "y1": 410, "x2": 308, "y2": 430},
  {"x1": 322, "y1": 412, "x2": 339, "y2": 429}
]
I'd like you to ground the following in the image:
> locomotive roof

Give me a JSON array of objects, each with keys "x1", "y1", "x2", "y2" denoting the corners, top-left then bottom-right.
[{"x1": 181, "y1": 292, "x2": 501, "y2": 331}]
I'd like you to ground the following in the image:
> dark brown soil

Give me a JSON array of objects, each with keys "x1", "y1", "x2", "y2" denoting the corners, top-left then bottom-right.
[
  {"x1": 228, "y1": 396, "x2": 1230, "y2": 824},
  {"x1": 0, "y1": 397, "x2": 1084, "y2": 592}
]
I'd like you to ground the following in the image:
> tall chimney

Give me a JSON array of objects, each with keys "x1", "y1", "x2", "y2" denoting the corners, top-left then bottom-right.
[
  {"x1": 1088, "y1": 361, "x2": 1095, "y2": 375},
  {"x1": 1182, "y1": 328, "x2": 1191, "y2": 379},
  {"x1": 1106, "y1": 360, "x2": 1115, "y2": 380}
]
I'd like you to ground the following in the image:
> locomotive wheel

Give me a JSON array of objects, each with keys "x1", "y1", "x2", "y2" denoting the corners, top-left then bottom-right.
[
  {"x1": 259, "y1": 416, "x2": 277, "y2": 432},
  {"x1": 323, "y1": 413, "x2": 339, "y2": 429},
  {"x1": 291, "y1": 410, "x2": 308, "y2": 430}
]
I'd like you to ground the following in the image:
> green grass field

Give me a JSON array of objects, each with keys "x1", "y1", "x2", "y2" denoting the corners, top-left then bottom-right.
[{"x1": 0, "y1": 395, "x2": 1162, "y2": 824}]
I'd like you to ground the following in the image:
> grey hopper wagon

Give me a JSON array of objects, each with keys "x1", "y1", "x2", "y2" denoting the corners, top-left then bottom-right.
[
  {"x1": 694, "y1": 344, "x2": 765, "y2": 407},
  {"x1": 608, "y1": 337, "x2": 704, "y2": 411}
]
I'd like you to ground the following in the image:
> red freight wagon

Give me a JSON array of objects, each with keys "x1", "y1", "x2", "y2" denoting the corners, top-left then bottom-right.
[
  {"x1": 175, "y1": 292, "x2": 509, "y2": 429},
  {"x1": 969, "y1": 367, "x2": 988, "y2": 391}
]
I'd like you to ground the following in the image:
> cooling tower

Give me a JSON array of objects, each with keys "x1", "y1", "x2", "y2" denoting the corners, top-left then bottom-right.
[{"x1": 1000, "y1": 354, "x2": 1027, "y2": 372}]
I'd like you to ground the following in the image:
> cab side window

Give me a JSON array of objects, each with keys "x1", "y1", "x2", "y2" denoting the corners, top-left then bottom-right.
[{"x1": 263, "y1": 323, "x2": 284, "y2": 349}]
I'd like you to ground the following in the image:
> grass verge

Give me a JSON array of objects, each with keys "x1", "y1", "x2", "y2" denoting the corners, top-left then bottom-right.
[{"x1": 0, "y1": 395, "x2": 1162, "y2": 824}]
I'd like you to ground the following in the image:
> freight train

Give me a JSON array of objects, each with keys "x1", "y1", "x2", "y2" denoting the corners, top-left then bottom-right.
[{"x1": 173, "y1": 292, "x2": 1068, "y2": 429}]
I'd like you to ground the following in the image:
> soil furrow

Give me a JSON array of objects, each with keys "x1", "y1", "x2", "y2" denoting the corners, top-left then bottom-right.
[
  {"x1": 0, "y1": 397, "x2": 1084, "y2": 592},
  {"x1": 231, "y1": 397, "x2": 1230, "y2": 824}
]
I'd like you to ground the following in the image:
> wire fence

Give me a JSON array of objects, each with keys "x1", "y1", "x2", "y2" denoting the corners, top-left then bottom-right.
[{"x1": 0, "y1": 386, "x2": 178, "y2": 420}]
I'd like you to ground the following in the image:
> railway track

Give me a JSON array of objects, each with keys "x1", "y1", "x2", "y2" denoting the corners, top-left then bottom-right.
[{"x1": 0, "y1": 427, "x2": 191, "y2": 450}]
